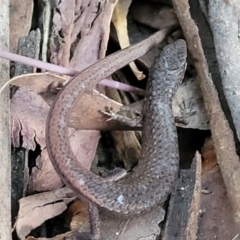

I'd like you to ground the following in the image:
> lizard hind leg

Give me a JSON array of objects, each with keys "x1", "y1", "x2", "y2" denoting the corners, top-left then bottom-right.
[{"x1": 100, "y1": 105, "x2": 142, "y2": 128}]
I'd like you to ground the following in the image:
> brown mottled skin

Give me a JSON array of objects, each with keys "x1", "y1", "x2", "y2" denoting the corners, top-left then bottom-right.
[{"x1": 46, "y1": 26, "x2": 187, "y2": 216}]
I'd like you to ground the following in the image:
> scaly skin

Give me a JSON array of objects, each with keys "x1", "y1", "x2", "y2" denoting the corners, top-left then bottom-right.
[{"x1": 46, "y1": 27, "x2": 187, "y2": 216}]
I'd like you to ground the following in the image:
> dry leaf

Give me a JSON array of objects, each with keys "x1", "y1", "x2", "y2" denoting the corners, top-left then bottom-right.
[
  {"x1": 112, "y1": 0, "x2": 145, "y2": 80},
  {"x1": 14, "y1": 188, "x2": 76, "y2": 239},
  {"x1": 198, "y1": 137, "x2": 239, "y2": 239},
  {"x1": 10, "y1": 73, "x2": 124, "y2": 131}
]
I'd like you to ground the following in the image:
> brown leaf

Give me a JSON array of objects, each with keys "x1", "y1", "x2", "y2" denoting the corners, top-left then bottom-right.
[
  {"x1": 198, "y1": 137, "x2": 239, "y2": 239},
  {"x1": 14, "y1": 188, "x2": 76, "y2": 239},
  {"x1": 11, "y1": 73, "x2": 124, "y2": 131}
]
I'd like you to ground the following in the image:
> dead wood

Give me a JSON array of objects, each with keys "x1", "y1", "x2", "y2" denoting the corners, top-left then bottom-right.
[
  {"x1": 0, "y1": 0, "x2": 11, "y2": 239},
  {"x1": 172, "y1": 0, "x2": 240, "y2": 227},
  {"x1": 199, "y1": 0, "x2": 240, "y2": 143},
  {"x1": 162, "y1": 152, "x2": 201, "y2": 240}
]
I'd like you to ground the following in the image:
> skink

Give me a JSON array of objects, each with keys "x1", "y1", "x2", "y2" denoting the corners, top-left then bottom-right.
[{"x1": 46, "y1": 26, "x2": 187, "y2": 215}]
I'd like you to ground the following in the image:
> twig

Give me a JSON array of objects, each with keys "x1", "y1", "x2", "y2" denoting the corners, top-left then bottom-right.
[{"x1": 0, "y1": 50, "x2": 144, "y2": 95}]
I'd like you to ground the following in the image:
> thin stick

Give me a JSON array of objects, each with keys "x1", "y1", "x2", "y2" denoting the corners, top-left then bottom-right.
[{"x1": 0, "y1": 50, "x2": 144, "y2": 95}]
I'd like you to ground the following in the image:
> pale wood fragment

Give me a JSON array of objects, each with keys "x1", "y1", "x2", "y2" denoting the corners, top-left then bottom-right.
[{"x1": 0, "y1": 0, "x2": 11, "y2": 239}]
